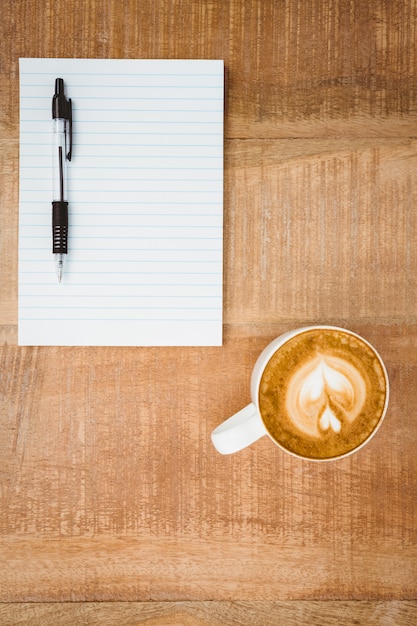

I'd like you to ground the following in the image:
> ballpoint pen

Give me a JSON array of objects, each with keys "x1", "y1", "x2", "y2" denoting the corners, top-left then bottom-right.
[{"x1": 52, "y1": 77, "x2": 72, "y2": 283}]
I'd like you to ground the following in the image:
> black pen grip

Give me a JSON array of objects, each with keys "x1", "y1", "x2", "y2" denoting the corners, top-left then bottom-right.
[{"x1": 52, "y1": 200, "x2": 68, "y2": 253}]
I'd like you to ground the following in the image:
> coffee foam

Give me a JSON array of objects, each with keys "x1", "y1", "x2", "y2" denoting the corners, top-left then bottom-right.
[
  {"x1": 285, "y1": 353, "x2": 366, "y2": 439},
  {"x1": 259, "y1": 328, "x2": 387, "y2": 459}
]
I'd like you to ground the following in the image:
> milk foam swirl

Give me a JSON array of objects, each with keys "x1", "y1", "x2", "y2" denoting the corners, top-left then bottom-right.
[{"x1": 285, "y1": 353, "x2": 366, "y2": 438}]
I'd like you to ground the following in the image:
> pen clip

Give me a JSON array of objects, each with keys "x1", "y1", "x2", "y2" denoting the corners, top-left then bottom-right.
[
  {"x1": 66, "y1": 98, "x2": 72, "y2": 162},
  {"x1": 52, "y1": 78, "x2": 72, "y2": 162}
]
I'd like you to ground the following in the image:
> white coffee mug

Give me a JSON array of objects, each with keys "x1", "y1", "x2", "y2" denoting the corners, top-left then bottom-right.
[{"x1": 211, "y1": 326, "x2": 389, "y2": 460}]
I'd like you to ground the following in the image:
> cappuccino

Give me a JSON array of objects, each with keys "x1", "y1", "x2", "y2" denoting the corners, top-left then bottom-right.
[{"x1": 258, "y1": 328, "x2": 387, "y2": 459}]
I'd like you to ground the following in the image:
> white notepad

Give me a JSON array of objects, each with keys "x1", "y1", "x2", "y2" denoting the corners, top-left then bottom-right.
[{"x1": 19, "y1": 58, "x2": 224, "y2": 346}]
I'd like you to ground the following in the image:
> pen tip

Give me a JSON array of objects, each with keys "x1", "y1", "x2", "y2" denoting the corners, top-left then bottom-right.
[{"x1": 54, "y1": 254, "x2": 64, "y2": 283}]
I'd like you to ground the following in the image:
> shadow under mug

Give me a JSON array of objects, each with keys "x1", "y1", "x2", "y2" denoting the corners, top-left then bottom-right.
[{"x1": 211, "y1": 326, "x2": 389, "y2": 460}]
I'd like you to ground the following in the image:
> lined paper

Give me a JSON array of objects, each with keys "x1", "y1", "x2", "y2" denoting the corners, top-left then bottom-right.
[{"x1": 19, "y1": 58, "x2": 224, "y2": 346}]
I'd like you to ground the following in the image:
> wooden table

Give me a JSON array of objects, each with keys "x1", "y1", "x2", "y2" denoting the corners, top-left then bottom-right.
[{"x1": 1, "y1": 1, "x2": 416, "y2": 623}]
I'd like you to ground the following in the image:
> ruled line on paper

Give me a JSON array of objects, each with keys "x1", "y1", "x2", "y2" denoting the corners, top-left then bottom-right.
[{"x1": 19, "y1": 58, "x2": 224, "y2": 346}]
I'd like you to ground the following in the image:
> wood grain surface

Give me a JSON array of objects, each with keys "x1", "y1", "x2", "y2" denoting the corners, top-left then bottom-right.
[
  {"x1": 0, "y1": 601, "x2": 417, "y2": 626},
  {"x1": 1, "y1": 0, "x2": 417, "y2": 623}
]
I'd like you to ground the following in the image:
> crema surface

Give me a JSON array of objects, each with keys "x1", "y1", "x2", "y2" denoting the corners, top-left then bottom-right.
[{"x1": 259, "y1": 329, "x2": 387, "y2": 459}]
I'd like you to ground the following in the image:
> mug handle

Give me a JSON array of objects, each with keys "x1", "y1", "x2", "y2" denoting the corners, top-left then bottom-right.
[{"x1": 211, "y1": 404, "x2": 268, "y2": 454}]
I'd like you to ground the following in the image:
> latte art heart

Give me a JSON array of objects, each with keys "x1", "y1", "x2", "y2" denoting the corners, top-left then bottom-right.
[
  {"x1": 285, "y1": 354, "x2": 367, "y2": 439},
  {"x1": 319, "y1": 406, "x2": 342, "y2": 434}
]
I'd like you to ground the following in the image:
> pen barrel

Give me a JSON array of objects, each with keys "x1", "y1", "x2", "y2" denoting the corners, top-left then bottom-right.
[
  {"x1": 52, "y1": 201, "x2": 68, "y2": 253},
  {"x1": 52, "y1": 119, "x2": 68, "y2": 201}
]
